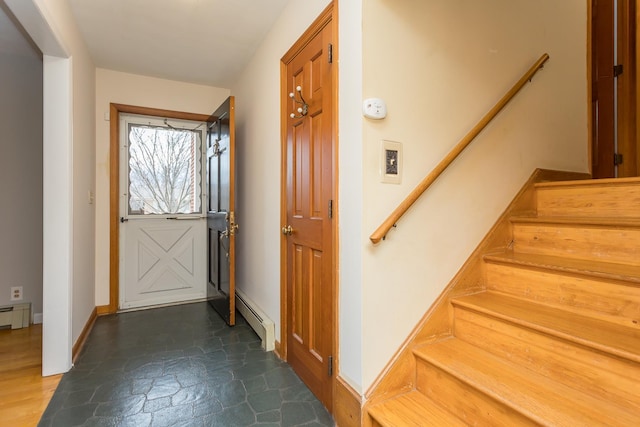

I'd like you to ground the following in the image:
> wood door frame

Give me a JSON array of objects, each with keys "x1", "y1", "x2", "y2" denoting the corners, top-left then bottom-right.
[
  {"x1": 106, "y1": 103, "x2": 211, "y2": 314},
  {"x1": 278, "y1": 0, "x2": 339, "y2": 397},
  {"x1": 588, "y1": 0, "x2": 638, "y2": 177}
]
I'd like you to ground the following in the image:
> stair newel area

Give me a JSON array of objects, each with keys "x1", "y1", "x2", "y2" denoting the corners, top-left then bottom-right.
[{"x1": 365, "y1": 172, "x2": 640, "y2": 426}]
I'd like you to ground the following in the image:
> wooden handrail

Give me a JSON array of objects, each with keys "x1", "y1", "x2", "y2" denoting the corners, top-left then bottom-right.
[{"x1": 370, "y1": 53, "x2": 550, "y2": 244}]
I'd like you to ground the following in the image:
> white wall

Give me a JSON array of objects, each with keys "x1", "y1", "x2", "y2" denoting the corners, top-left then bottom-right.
[
  {"x1": 7, "y1": 0, "x2": 95, "y2": 374},
  {"x1": 338, "y1": 0, "x2": 364, "y2": 394},
  {"x1": 0, "y1": 5, "x2": 43, "y2": 319},
  {"x1": 94, "y1": 69, "x2": 230, "y2": 306},
  {"x1": 35, "y1": 0, "x2": 96, "y2": 349},
  {"x1": 360, "y1": 0, "x2": 589, "y2": 391},
  {"x1": 229, "y1": 0, "x2": 331, "y2": 341}
]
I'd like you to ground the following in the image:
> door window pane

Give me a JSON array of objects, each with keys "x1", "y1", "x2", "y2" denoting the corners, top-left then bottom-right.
[{"x1": 128, "y1": 124, "x2": 202, "y2": 215}]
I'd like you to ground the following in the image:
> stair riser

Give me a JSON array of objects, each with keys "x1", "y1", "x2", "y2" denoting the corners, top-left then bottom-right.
[
  {"x1": 485, "y1": 262, "x2": 640, "y2": 328},
  {"x1": 415, "y1": 361, "x2": 538, "y2": 427},
  {"x1": 535, "y1": 184, "x2": 640, "y2": 218},
  {"x1": 512, "y1": 222, "x2": 640, "y2": 265},
  {"x1": 453, "y1": 306, "x2": 640, "y2": 411}
]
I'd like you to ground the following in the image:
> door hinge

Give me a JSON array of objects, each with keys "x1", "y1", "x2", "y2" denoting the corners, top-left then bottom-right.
[
  {"x1": 328, "y1": 44, "x2": 333, "y2": 64},
  {"x1": 328, "y1": 200, "x2": 333, "y2": 219},
  {"x1": 614, "y1": 64, "x2": 624, "y2": 78},
  {"x1": 614, "y1": 153, "x2": 624, "y2": 166},
  {"x1": 328, "y1": 355, "x2": 333, "y2": 377}
]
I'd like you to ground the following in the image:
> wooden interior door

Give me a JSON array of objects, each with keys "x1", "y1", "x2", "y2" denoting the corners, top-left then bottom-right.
[
  {"x1": 206, "y1": 97, "x2": 237, "y2": 325},
  {"x1": 592, "y1": 0, "x2": 638, "y2": 178},
  {"x1": 616, "y1": 0, "x2": 637, "y2": 177},
  {"x1": 281, "y1": 7, "x2": 336, "y2": 412},
  {"x1": 592, "y1": 0, "x2": 616, "y2": 178}
]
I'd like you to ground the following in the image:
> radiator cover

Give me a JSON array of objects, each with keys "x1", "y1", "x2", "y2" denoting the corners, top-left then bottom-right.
[{"x1": 0, "y1": 303, "x2": 30, "y2": 329}]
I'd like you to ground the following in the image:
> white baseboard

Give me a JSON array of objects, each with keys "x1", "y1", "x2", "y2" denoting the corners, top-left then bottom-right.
[
  {"x1": 34, "y1": 312, "x2": 43, "y2": 324},
  {"x1": 235, "y1": 289, "x2": 275, "y2": 351}
]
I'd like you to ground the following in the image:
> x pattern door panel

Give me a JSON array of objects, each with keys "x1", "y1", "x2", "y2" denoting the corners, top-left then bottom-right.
[{"x1": 122, "y1": 219, "x2": 205, "y2": 309}]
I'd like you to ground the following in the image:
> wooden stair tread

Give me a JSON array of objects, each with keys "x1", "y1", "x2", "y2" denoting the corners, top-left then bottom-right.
[
  {"x1": 414, "y1": 338, "x2": 639, "y2": 426},
  {"x1": 368, "y1": 391, "x2": 467, "y2": 426},
  {"x1": 452, "y1": 292, "x2": 640, "y2": 363},
  {"x1": 534, "y1": 176, "x2": 640, "y2": 189},
  {"x1": 510, "y1": 215, "x2": 640, "y2": 227},
  {"x1": 484, "y1": 251, "x2": 640, "y2": 284}
]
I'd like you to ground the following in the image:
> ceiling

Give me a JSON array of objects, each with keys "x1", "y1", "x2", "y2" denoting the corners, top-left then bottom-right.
[{"x1": 67, "y1": 0, "x2": 289, "y2": 88}]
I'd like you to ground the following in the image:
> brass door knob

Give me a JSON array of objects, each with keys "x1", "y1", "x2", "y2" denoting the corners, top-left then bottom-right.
[{"x1": 282, "y1": 225, "x2": 293, "y2": 236}]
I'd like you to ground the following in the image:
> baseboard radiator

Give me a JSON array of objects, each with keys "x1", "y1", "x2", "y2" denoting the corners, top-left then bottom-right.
[
  {"x1": 0, "y1": 303, "x2": 30, "y2": 329},
  {"x1": 235, "y1": 290, "x2": 275, "y2": 351}
]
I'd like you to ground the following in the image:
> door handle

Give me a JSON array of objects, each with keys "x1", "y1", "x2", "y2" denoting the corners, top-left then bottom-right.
[{"x1": 282, "y1": 225, "x2": 293, "y2": 236}]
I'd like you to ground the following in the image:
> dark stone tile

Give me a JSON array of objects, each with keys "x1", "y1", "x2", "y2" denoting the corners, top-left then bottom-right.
[
  {"x1": 50, "y1": 403, "x2": 99, "y2": 427},
  {"x1": 171, "y1": 382, "x2": 210, "y2": 406},
  {"x1": 91, "y1": 379, "x2": 134, "y2": 403},
  {"x1": 281, "y1": 401, "x2": 319, "y2": 427},
  {"x1": 281, "y1": 382, "x2": 316, "y2": 402},
  {"x1": 123, "y1": 355, "x2": 156, "y2": 373},
  {"x1": 195, "y1": 336, "x2": 224, "y2": 354},
  {"x1": 146, "y1": 375, "x2": 181, "y2": 400},
  {"x1": 80, "y1": 416, "x2": 117, "y2": 427},
  {"x1": 311, "y1": 399, "x2": 334, "y2": 425},
  {"x1": 214, "y1": 379, "x2": 247, "y2": 407},
  {"x1": 119, "y1": 412, "x2": 152, "y2": 427},
  {"x1": 94, "y1": 357, "x2": 128, "y2": 373},
  {"x1": 243, "y1": 375, "x2": 268, "y2": 394},
  {"x1": 131, "y1": 378, "x2": 154, "y2": 395},
  {"x1": 234, "y1": 358, "x2": 281, "y2": 381},
  {"x1": 40, "y1": 304, "x2": 334, "y2": 427},
  {"x1": 149, "y1": 402, "x2": 194, "y2": 427},
  {"x1": 256, "y1": 409, "x2": 281, "y2": 423},
  {"x1": 143, "y1": 396, "x2": 172, "y2": 413},
  {"x1": 94, "y1": 394, "x2": 145, "y2": 417},
  {"x1": 193, "y1": 396, "x2": 223, "y2": 418},
  {"x1": 206, "y1": 402, "x2": 256, "y2": 426},
  {"x1": 265, "y1": 366, "x2": 303, "y2": 389},
  {"x1": 169, "y1": 419, "x2": 205, "y2": 427},
  {"x1": 247, "y1": 389, "x2": 283, "y2": 413},
  {"x1": 152, "y1": 349, "x2": 186, "y2": 361},
  {"x1": 126, "y1": 361, "x2": 164, "y2": 379}
]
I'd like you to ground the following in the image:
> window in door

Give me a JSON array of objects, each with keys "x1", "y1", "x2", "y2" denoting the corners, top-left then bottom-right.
[{"x1": 124, "y1": 116, "x2": 205, "y2": 217}]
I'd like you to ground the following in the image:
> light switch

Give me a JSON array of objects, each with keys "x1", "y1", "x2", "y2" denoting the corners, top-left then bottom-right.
[
  {"x1": 363, "y1": 98, "x2": 387, "y2": 119},
  {"x1": 380, "y1": 140, "x2": 402, "y2": 184}
]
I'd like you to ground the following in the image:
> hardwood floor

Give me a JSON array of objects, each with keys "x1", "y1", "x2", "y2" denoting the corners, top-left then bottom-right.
[{"x1": 0, "y1": 324, "x2": 61, "y2": 427}]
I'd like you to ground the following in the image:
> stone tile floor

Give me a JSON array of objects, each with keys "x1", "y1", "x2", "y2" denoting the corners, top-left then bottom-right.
[{"x1": 38, "y1": 302, "x2": 335, "y2": 427}]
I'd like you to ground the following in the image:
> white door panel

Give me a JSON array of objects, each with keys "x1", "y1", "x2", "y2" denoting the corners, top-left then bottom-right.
[
  {"x1": 121, "y1": 218, "x2": 206, "y2": 309},
  {"x1": 119, "y1": 114, "x2": 207, "y2": 310}
]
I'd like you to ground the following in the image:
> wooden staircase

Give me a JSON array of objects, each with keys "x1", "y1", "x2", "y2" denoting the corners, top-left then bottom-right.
[{"x1": 366, "y1": 175, "x2": 640, "y2": 426}]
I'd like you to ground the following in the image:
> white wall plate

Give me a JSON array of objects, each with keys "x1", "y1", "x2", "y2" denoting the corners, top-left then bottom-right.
[{"x1": 380, "y1": 140, "x2": 402, "y2": 184}]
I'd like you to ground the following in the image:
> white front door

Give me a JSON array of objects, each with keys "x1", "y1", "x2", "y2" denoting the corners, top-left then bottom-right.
[{"x1": 119, "y1": 114, "x2": 207, "y2": 310}]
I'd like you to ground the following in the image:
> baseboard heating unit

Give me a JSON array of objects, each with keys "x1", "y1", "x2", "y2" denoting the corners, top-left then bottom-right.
[
  {"x1": 0, "y1": 302, "x2": 30, "y2": 329},
  {"x1": 235, "y1": 290, "x2": 275, "y2": 351}
]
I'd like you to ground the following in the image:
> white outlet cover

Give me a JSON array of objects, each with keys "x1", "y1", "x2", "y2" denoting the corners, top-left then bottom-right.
[
  {"x1": 10, "y1": 286, "x2": 23, "y2": 301},
  {"x1": 363, "y1": 98, "x2": 387, "y2": 119}
]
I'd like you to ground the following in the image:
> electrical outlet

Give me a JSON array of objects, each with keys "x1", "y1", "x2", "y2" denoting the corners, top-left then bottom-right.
[{"x1": 10, "y1": 286, "x2": 23, "y2": 301}]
